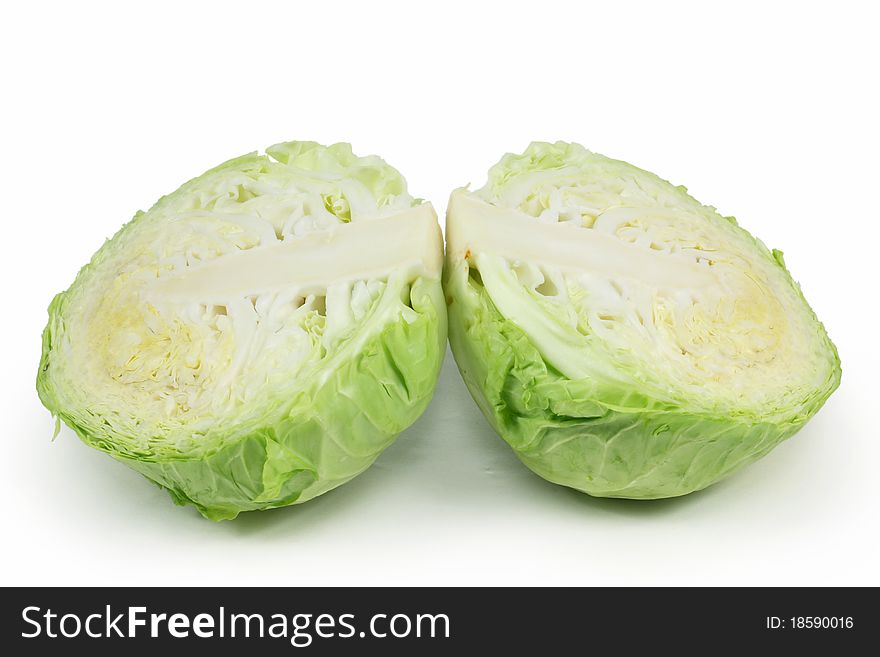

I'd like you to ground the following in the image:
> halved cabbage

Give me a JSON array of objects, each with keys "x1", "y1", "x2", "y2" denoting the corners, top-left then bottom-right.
[
  {"x1": 38, "y1": 141, "x2": 446, "y2": 519},
  {"x1": 445, "y1": 142, "x2": 840, "y2": 499}
]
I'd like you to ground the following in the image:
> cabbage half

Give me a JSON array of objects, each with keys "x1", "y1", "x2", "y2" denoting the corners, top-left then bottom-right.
[
  {"x1": 38, "y1": 141, "x2": 446, "y2": 519},
  {"x1": 445, "y1": 142, "x2": 840, "y2": 499}
]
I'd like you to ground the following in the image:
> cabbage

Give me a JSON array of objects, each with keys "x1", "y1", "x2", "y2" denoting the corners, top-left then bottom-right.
[
  {"x1": 37, "y1": 141, "x2": 446, "y2": 520},
  {"x1": 445, "y1": 141, "x2": 840, "y2": 499}
]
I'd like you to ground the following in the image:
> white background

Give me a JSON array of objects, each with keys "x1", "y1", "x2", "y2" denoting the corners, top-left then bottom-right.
[{"x1": 2, "y1": 0, "x2": 877, "y2": 586}]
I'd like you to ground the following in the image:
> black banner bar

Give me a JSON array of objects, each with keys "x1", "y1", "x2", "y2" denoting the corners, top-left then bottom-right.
[{"x1": 1, "y1": 587, "x2": 873, "y2": 654}]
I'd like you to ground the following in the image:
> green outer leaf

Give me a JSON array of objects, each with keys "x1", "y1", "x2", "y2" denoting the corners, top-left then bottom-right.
[
  {"x1": 41, "y1": 277, "x2": 445, "y2": 520},
  {"x1": 445, "y1": 257, "x2": 840, "y2": 499}
]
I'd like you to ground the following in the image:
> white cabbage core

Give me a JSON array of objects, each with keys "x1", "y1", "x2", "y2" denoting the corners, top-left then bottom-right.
[{"x1": 448, "y1": 172, "x2": 833, "y2": 417}]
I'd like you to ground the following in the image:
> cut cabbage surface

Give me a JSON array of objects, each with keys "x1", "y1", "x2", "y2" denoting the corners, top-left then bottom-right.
[
  {"x1": 445, "y1": 141, "x2": 840, "y2": 499},
  {"x1": 38, "y1": 141, "x2": 446, "y2": 519}
]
